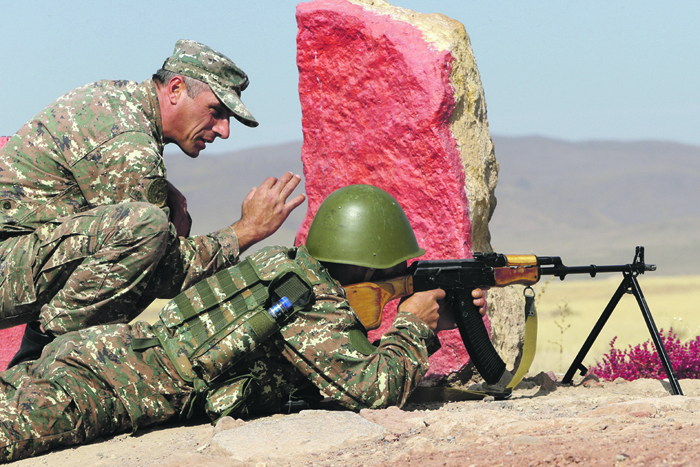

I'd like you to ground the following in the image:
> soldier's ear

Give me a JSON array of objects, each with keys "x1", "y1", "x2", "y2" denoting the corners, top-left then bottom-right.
[{"x1": 167, "y1": 75, "x2": 188, "y2": 105}]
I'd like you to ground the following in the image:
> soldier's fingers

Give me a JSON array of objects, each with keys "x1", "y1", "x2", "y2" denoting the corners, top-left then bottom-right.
[
  {"x1": 471, "y1": 288, "x2": 487, "y2": 299},
  {"x1": 267, "y1": 171, "x2": 293, "y2": 189},
  {"x1": 269, "y1": 172, "x2": 296, "y2": 198},
  {"x1": 276, "y1": 171, "x2": 295, "y2": 185},
  {"x1": 278, "y1": 173, "x2": 302, "y2": 200},
  {"x1": 284, "y1": 193, "x2": 306, "y2": 213},
  {"x1": 431, "y1": 288, "x2": 446, "y2": 300},
  {"x1": 243, "y1": 186, "x2": 258, "y2": 204},
  {"x1": 258, "y1": 176, "x2": 279, "y2": 191}
]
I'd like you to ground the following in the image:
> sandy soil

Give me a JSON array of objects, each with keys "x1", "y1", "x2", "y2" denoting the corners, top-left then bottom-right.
[{"x1": 8, "y1": 375, "x2": 700, "y2": 467}]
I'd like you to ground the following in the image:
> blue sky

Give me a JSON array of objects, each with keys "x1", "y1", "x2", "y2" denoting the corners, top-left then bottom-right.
[{"x1": 1, "y1": 1, "x2": 697, "y2": 154}]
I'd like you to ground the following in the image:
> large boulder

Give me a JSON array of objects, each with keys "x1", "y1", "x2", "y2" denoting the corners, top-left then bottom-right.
[{"x1": 295, "y1": 0, "x2": 522, "y2": 379}]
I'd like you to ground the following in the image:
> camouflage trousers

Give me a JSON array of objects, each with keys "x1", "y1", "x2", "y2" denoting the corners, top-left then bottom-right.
[
  {"x1": 0, "y1": 318, "x2": 313, "y2": 462},
  {"x1": 0, "y1": 202, "x2": 178, "y2": 334},
  {"x1": 0, "y1": 322, "x2": 192, "y2": 463}
]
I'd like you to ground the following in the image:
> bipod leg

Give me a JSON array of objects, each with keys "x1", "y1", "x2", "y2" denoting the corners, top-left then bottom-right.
[
  {"x1": 628, "y1": 275, "x2": 683, "y2": 395},
  {"x1": 562, "y1": 275, "x2": 630, "y2": 385}
]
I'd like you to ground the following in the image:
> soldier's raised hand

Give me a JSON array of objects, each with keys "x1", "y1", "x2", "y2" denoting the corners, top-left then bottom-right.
[{"x1": 233, "y1": 172, "x2": 306, "y2": 253}]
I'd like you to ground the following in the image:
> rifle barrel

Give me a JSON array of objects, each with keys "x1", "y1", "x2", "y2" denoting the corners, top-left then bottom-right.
[{"x1": 539, "y1": 262, "x2": 656, "y2": 279}]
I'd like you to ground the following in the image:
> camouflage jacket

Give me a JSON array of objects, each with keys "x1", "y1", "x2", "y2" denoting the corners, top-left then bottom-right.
[
  {"x1": 0, "y1": 79, "x2": 240, "y2": 286},
  {"x1": 0, "y1": 79, "x2": 168, "y2": 233},
  {"x1": 150, "y1": 245, "x2": 441, "y2": 419},
  {"x1": 197, "y1": 296, "x2": 438, "y2": 418}
]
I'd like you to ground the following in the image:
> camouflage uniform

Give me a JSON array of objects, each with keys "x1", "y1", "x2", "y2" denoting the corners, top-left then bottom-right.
[
  {"x1": 0, "y1": 78, "x2": 240, "y2": 334},
  {"x1": 0, "y1": 246, "x2": 439, "y2": 462}
]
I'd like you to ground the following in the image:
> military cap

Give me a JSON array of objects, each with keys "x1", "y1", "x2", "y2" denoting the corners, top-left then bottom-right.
[{"x1": 163, "y1": 39, "x2": 258, "y2": 127}]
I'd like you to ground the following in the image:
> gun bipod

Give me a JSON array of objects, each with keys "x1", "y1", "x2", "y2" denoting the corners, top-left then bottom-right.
[{"x1": 561, "y1": 251, "x2": 682, "y2": 395}]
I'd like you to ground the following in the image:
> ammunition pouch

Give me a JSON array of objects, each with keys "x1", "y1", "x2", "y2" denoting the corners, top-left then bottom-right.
[
  {"x1": 204, "y1": 373, "x2": 259, "y2": 420},
  {"x1": 151, "y1": 246, "x2": 323, "y2": 385}
]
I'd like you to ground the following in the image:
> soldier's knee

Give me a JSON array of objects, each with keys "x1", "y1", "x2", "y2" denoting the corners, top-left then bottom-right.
[
  {"x1": 91, "y1": 203, "x2": 171, "y2": 262},
  {"x1": 117, "y1": 202, "x2": 170, "y2": 239},
  {"x1": 133, "y1": 202, "x2": 169, "y2": 231}
]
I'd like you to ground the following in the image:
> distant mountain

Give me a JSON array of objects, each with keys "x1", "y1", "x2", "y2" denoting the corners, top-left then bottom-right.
[{"x1": 165, "y1": 136, "x2": 700, "y2": 275}]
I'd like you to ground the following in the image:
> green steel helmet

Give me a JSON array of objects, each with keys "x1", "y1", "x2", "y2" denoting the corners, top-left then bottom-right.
[{"x1": 306, "y1": 185, "x2": 425, "y2": 269}]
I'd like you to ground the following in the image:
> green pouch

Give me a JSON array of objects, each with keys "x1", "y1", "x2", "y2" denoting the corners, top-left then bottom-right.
[
  {"x1": 155, "y1": 246, "x2": 315, "y2": 383},
  {"x1": 205, "y1": 374, "x2": 258, "y2": 421}
]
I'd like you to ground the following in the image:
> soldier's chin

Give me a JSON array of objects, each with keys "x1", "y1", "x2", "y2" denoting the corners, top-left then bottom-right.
[{"x1": 179, "y1": 143, "x2": 201, "y2": 158}]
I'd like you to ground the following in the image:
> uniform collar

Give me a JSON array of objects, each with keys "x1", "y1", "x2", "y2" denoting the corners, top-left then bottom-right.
[{"x1": 141, "y1": 79, "x2": 165, "y2": 155}]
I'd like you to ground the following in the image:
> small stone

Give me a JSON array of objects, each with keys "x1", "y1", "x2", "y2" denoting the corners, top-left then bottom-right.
[
  {"x1": 581, "y1": 373, "x2": 600, "y2": 384},
  {"x1": 214, "y1": 416, "x2": 247, "y2": 434},
  {"x1": 511, "y1": 435, "x2": 543, "y2": 446},
  {"x1": 383, "y1": 434, "x2": 399, "y2": 443},
  {"x1": 212, "y1": 411, "x2": 387, "y2": 462},
  {"x1": 532, "y1": 371, "x2": 558, "y2": 394}
]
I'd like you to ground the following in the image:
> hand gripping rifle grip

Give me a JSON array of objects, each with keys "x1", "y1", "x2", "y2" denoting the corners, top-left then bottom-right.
[{"x1": 453, "y1": 288, "x2": 506, "y2": 385}]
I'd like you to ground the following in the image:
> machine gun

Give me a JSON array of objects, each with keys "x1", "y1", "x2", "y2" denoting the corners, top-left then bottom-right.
[{"x1": 345, "y1": 246, "x2": 682, "y2": 395}]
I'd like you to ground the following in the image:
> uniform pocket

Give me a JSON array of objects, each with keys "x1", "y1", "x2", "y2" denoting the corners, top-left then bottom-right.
[{"x1": 0, "y1": 234, "x2": 38, "y2": 313}]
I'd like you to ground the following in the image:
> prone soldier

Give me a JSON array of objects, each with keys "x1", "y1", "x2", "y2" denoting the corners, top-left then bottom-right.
[{"x1": 0, "y1": 184, "x2": 485, "y2": 462}]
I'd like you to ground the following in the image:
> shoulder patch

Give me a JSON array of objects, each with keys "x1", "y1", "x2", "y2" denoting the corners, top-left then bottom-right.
[{"x1": 146, "y1": 178, "x2": 169, "y2": 207}]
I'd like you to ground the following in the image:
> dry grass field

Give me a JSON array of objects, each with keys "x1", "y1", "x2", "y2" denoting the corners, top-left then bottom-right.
[
  {"x1": 139, "y1": 274, "x2": 700, "y2": 378},
  {"x1": 528, "y1": 274, "x2": 700, "y2": 375}
]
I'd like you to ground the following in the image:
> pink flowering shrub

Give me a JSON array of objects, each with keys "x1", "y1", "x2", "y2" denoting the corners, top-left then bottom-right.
[
  {"x1": 0, "y1": 136, "x2": 9, "y2": 148},
  {"x1": 590, "y1": 329, "x2": 700, "y2": 381}
]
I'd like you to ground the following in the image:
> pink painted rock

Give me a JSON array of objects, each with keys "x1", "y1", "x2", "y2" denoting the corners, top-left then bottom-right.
[
  {"x1": 0, "y1": 136, "x2": 24, "y2": 370},
  {"x1": 295, "y1": 0, "x2": 499, "y2": 379}
]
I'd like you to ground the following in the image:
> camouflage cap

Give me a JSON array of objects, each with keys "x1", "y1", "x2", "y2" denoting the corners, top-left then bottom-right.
[{"x1": 163, "y1": 39, "x2": 258, "y2": 128}]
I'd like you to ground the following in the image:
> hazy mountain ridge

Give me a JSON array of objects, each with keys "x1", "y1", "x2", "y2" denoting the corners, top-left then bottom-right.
[{"x1": 164, "y1": 137, "x2": 700, "y2": 275}]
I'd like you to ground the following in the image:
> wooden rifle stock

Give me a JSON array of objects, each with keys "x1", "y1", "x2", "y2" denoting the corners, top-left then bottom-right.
[{"x1": 345, "y1": 276, "x2": 414, "y2": 330}]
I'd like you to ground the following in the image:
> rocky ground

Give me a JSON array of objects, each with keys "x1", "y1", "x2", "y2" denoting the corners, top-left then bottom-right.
[{"x1": 9, "y1": 374, "x2": 700, "y2": 467}]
